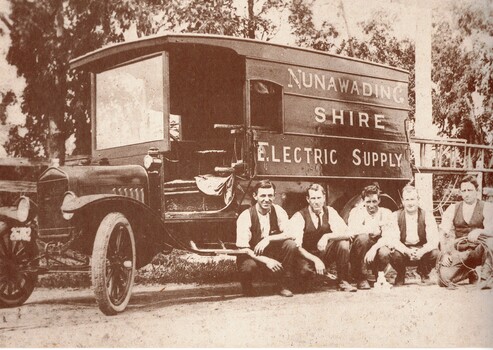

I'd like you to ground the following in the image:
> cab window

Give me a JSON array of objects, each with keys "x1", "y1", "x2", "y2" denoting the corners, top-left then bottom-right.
[
  {"x1": 250, "y1": 80, "x2": 282, "y2": 132},
  {"x1": 95, "y1": 55, "x2": 164, "y2": 150}
]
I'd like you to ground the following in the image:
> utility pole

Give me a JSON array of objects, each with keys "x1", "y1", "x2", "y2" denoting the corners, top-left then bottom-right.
[{"x1": 412, "y1": 0, "x2": 435, "y2": 212}]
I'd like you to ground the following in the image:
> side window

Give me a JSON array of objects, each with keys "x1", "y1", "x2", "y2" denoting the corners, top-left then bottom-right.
[{"x1": 250, "y1": 80, "x2": 282, "y2": 132}]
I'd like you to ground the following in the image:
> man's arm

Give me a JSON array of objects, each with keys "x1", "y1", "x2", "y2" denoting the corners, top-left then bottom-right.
[
  {"x1": 439, "y1": 204, "x2": 456, "y2": 253},
  {"x1": 237, "y1": 247, "x2": 283, "y2": 272},
  {"x1": 468, "y1": 202, "x2": 493, "y2": 242},
  {"x1": 323, "y1": 207, "x2": 351, "y2": 241},
  {"x1": 297, "y1": 247, "x2": 325, "y2": 275},
  {"x1": 347, "y1": 206, "x2": 369, "y2": 236},
  {"x1": 236, "y1": 210, "x2": 252, "y2": 249}
]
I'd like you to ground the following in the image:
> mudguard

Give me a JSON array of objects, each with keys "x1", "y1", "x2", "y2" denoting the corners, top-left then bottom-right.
[{"x1": 62, "y1": 194, "x2": 172, "y2": 267}]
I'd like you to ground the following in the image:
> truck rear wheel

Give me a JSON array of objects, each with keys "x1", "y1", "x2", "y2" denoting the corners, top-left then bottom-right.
[
  {"x1": 0, "y1": 221, "x2": 37, "y2": 308},
  {"x1": 92, "y1": 212, "x2": 136, "y2": 315}
]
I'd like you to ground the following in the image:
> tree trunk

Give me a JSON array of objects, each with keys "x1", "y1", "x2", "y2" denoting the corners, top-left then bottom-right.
[
  {"x1": 47, "y1": 0, "x2": 67, "y2": 165},
  {"x1": 247, "y1": 0, "x2": 255, "y2": 39}
]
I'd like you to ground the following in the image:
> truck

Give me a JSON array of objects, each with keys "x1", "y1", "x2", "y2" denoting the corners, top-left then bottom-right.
[{"x1": 0, "y1": 34, "x2": 412, "y2": 315}]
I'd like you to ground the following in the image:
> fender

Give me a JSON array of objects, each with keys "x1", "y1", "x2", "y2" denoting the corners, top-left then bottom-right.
[{"x1": 62, "y1": 194, "x2": 173, "y2": 264}]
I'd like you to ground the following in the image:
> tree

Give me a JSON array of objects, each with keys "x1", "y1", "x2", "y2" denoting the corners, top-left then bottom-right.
[
  {"x1": 431, "y1": 1, "x2": 492, "y2": 146},
  {"x1": 3, "y1": 0, "x2": 287, "y2": 161},
  {"x1": 289, "y1": 1, "x2": 416, "y2": 120}
]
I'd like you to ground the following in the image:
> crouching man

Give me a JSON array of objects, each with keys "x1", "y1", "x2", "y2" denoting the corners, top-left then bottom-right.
[
  {"x1": 349, "y1": 184, "x2": 394, "y2": 289},
  {"x1": 366, "y1": 185, "x2": 439, "y2": 286},
  {"x1": 438, "y1": 175, "x2": 493, "y2": 289},
  {"x1": 289, "y1": 183, "x2": 356, "y2": 292},
  {"x1": 236, "y1": 180, "x2": 297, "y2": 297}
]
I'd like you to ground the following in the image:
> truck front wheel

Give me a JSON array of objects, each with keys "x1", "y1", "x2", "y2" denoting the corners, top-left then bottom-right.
[
  {"x1": 0, "y1": 221, "x2": 37, "y2": 308},
  {"x1": 92, "y1": 212, "x2": 136, "y2": 316}
]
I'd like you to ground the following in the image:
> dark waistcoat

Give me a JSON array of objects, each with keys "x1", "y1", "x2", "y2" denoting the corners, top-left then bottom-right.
[
  {"x1": 397, "y1": 208, "x2": 427, "y2": 246},
  {"x1": 249, "y1": 205, "x2": 280, "y2": 247},
  {"x1": 453, "y1": 200, "x2": 485, "y2": 238},
  {"x1": 299, "y1": 206, "x2": 331, "y2": 251}
]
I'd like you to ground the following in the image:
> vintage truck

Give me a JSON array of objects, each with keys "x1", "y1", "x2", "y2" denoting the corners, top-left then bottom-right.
[{"x1": 0, "y1": 34, "x2": 412, "y2": 315}]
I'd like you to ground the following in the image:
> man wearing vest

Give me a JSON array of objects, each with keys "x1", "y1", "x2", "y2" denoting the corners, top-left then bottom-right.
[
  {"x1": 289, "y1": 183, "x2": 357, "y2": 292},
  {"x1": 236, "y1": 180, "x2": 298, "y2": 297},
  {"x1": 439, "y1": 175, "x2": 493, "y2": 289},
  {"x1": 367, "y1": 185, "x2": 439, "y2": 286}
]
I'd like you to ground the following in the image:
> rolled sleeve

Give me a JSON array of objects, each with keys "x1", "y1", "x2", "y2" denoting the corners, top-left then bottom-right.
[
  {"x1": 327, "y1": 207, "x2": 348, "y2": 234},
  {"x1": 347, "y1": 207, "x2": 365, "y2": 234},
  {"x1": 236, "y1": 210, "x2": 252, "y2": 248},
  {"x1": 439, "y1": 204, "x2": 456, "y2": 237},
  {"x1": 483, "y1": 202, "x2": 493, "y2": 236},
  {"x1": 422, "y1": 210, "x2": 439, "y2": 252},
  {"x1": 288, "y1": 212, "x2": 305, "y2": 247}
]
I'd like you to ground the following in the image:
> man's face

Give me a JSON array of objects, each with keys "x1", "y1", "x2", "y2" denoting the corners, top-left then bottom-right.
[
  {"x1": 402, "y1": 190, "x2": 419, "y2": 214},
  {"x1": 306, "y1": 189, "x2": 325, "y2": 214},
  {"x1": 253, "y1": 187, "x2": 275, "y2": 211},
  {"x1": 460, "y1": 182, "x2": 477, "y2": 205},
  {"x1": 363, "y1": 194, "x2": 380, "y2": 215}
]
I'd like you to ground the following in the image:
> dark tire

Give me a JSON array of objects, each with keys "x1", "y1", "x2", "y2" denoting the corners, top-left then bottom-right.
[
  {"x1": 92, "y1": 213, "x2": 136, "y2": 315},
  {"x1": 0, "y1": 221, "x2": 37, "y2": 308}
]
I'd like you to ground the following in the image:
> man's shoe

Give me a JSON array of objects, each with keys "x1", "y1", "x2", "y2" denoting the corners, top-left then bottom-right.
[
  {"x1": 338, "y1": 280, "x2": 357, "y2": 292},
  {"x1": 479, "y1": 278, "x2": 492, "y2": 290},
  {"x1": 418, "y1": 274, "x2": 432, "y2": 286},
  {"x1": 278, "y1": 287, "x2": 294, "y2": 297},
  {"x1": 468, "y1": 272, "x2": 479, "y2": 285},
  {"x1": 394, "y1": 274, "x2": 405, "y2": 287},
  {"x1": 357, "y1": 280, "x2": 371, "y2": 290}
]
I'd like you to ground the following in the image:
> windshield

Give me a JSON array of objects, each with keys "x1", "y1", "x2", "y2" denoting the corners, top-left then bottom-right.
[{"x1": 95, "y1": 55, "x2": 164, "y2": 150}]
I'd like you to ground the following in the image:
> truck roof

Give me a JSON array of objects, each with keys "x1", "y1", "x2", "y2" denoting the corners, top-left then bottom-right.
[{"x1": 69, "y1": 33, "x2": 408, "y2": 81}]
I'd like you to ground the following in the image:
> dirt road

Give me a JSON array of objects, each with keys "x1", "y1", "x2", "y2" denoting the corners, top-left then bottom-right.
[{"x1": 1, "y1": 282, "x2": 492, "y2": 347}]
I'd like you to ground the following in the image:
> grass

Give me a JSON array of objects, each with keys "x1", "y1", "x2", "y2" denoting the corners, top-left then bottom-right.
[{"x1": 37, "y1": 250, "x2": 238, "y2": 288}]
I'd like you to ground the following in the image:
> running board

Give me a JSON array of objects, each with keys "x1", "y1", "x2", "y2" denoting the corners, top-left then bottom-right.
[{"x1": 189, "y1": 240, "x2": 245, "y2": 256}]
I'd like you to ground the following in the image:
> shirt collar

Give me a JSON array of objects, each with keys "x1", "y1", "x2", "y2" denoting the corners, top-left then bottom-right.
[{"x1": 463, "y1": 200, "x2": 478, "y2": 208}]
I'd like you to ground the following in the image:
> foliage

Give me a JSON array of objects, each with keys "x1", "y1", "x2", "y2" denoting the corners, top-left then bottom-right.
[
  {"x1": 38, "y1": 250, "x2": 238, "y2": 288},
  {"x1": 3, "y1": 0, "x2": 288, "y2": 160},
  {"x1": 431, "y1": 1, "x2": 492, "y2": 145},
  {"x1": 289, "y1": 1, "x2": 416, "y2": 120}
]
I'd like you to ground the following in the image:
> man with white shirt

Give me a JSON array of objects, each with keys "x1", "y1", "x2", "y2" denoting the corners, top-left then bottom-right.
[
  {"x1": 236, "y1": 180, "x2": 297, "y2": 297},
  {"x1": 366, "y1": 185, "x2": 439, "y2": 286},
  {"x1": 289, "y1": 183, "x2": 356, "y2": 292},
  {"x1": 348, "y1": 184, "x2": 394, "y2": 290},
  {"x1": 439, "y1": 175, "x2": 493, "y2": 289}
]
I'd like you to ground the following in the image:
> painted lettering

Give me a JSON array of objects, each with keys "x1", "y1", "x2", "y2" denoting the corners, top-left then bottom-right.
[
  {"x1": 314, "y1": 107, "x2": 326, "y2": 123},
  {"x1": 283, "y1": 146, "x2": 291, "y2": 163},
  {"x1": 294, "y1": 147, "x2": 302, "y2": 163}
]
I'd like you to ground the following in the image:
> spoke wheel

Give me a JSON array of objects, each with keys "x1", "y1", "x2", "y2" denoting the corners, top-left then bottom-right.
[
  {"x1": 0, "y1": 222, "x2": 37, "y2": 308},
  {"x1": 92, "y1": 213, "x2": 136, "y2": 316}
]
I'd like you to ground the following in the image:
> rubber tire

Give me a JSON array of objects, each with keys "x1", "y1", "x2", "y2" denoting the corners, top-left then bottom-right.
[
  {"x1": 0, "y1": 221, "x2": 37, "y2": 308},
  {"x1": 92, "y1": 212, "x2": 136, "y2": 316}
]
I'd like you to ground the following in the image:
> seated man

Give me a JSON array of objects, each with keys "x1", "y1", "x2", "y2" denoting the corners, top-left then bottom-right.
[
  {"x1": 439, "y1": 175, "x2": 493, "y2": 289},
  {"x1": 366, "y1": 185, "x2": 439, "y2": 286},
  {"x1": 236, "y1": 180, "x2": 297, "y2": 297},
  {"x1": 289, "y1": 183, "x2": 356, "y2": 292},
  {"x1": 349, "y1": 184, "x2": 394, "y2": 289}
]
